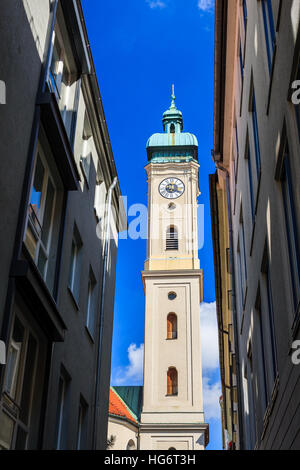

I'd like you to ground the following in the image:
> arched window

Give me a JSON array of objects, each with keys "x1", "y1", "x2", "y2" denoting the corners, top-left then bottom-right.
[
  {"x1": 126, "y1": 439, "x2": 136, "y2": 450},
  {"x1": 170, "y1": 123, "x2": 175, "y2": 134},
  {"x1": 167, "y1": 313, "x2": 177, "y2": 339},
  {"x1": 169, "y1": 447, "x2": 176, "y2": 451},
  {"x1": 166, "y1": 226, "x2": 178, "y2": 251},
  {"x1": 167, "y1": 367, "x2": 178, "y2": 396}
]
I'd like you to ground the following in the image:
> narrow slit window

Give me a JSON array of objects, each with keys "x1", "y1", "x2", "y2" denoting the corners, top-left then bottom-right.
[
  {"x1": 167, "y1": 314, "x2": 177, "y2": 340},
  {"x1": 167, "y1": 367, "x2": 178, "y2": 396}
]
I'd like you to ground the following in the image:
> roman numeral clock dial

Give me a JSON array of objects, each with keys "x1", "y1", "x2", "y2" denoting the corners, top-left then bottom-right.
[{"x1": 159, "y1": 178, "x2": 185, "y2": 199}]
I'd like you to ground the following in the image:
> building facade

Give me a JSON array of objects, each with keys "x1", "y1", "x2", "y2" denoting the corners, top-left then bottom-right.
[
  {"x1": 209, "y1": 172, "x2": 240, "y2": 450},
  {"x1": 212, "y1": 0, "x2": 300, "y2": 450},
  {"x1": 0, "y1": 0, "x2": 125, "y2": 450}
]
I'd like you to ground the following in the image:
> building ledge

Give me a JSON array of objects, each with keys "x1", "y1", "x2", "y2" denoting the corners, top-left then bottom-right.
[
  {"x1": 38, "y1": 91, "x2": 80, "y2": 191},
  {"x1": 10, "y1": 246, "x2": 67, "y2": 342}
]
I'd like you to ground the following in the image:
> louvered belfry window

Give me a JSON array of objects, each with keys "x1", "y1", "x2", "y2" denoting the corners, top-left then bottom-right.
[{"x1": 166, "y1": 226, "x2": 178, "y2": 251}]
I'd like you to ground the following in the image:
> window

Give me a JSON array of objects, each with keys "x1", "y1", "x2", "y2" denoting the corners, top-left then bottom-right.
[
  {"x1": 266, "y1": 265, "x2": 278, "y2": 382},
  {"x1": 55, "y1": 370, "x2": 70, "y2": 450},
  {"x1": 168, "y1": 292, "x2": 177, "y2": 300},
  {"x1": 246, "y1": 347, "x2": 257, "y2": 448},
  {"x1": 80, "y1": 110, "x2": 93, "y2": 184},
  {"x1": 239, "y1": 40, "x2": 244, "y2": 81},
  {"x1": 0, "y1": 312, "x2": 42, "y2": 450},
  {"x1": 86, "y1": 269, "x2": 97, "y2": 338},
  {"x1": 237, "y1": 246, "x2": 244, "y2": 318},
  {"x1": 4, "y1": 317, "x2": 24, "y2": 400},
  {"x1": 166, "y1": 226, "x2": 178, "y2": 251},
  {"x1": 261, "y1": 251, "x2": 278, "y2": 391},
  {"x1": 94, "y1": 163, "x2": 107, "y2": 224},
  {"x1": 167, "y1": 367, "x2": 178, "y2": 396},
  {"x1": 245, "y1": 134, "x2": 255, "y2": 221},
  {"x1": 68, "y1": 225, "x2": 83, "y2": 304},
  {"x1": 126, "y1": 439, "x2": 136, "y2": 450},
  {"x1": 242, "y1": 365, "x2": 251, "y2": 448},
  {"x1": 250, "y1": 86, "x2": 261, "y2": 178},
  {"x1": 237, "y1": 215, "x2": 247, "y2": 311},
  {"x1": 24, "y1": 130, "x2": 63, "y2": 294},
  {"x1": 48, "y1": 2, "x2": 81, "y2": 141},
  {"x1": 242, "y1": 0, "x2": 248, "y2": 31},
  {"x1": 261, "y1": 0, "x2": 276, "y2": 73},
  {"x1": 76, "y1": 398, "x2": 88, "y2": 450},
  {"x1": 233, "y1": 120, "x2": 239, "y2": 187},
  {"x1": 170, "y1": 123, "x2": 175, "y2": 134},
  {"x1": 278, "y1": 138, "x2": 300, "y2": 311},
  {"x1": 255, "y1": 294, "x2": 268, "y2": 413},
  {"x1": 167, "y1": 314, "x2": 177, "y2": 340}
]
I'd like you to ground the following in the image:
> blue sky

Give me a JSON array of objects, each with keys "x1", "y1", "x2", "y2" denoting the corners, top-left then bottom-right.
[{"x1": 82, "y1": 0, "x2": 222, "y2": 450}]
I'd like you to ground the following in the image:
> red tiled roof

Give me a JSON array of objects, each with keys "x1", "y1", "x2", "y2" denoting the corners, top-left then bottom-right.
[{"x1": 109, "y1": 387, "x2": 137, "y2": 424}]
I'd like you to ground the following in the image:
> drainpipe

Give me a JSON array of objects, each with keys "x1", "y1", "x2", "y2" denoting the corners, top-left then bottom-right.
[
  {"x1": 213, "y1": 161, "x2": 244, "y2": 450},
  {"x1": 93, "y1": 176, "x2": 118, "y2": 450}
]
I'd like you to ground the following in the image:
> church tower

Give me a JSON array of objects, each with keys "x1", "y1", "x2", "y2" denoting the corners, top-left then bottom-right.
[{"x1": 140, "y1": 88, "x2": 209, "y2": 450}]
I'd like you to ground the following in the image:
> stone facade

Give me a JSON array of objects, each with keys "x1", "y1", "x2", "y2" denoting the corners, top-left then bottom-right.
[{"x1": 212, "y1": 0, "x2": 300, "y2": 450}]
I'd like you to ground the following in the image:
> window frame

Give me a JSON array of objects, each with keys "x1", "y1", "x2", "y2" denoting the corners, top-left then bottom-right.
[
  {"x1": 167, "y1": 313, "x2": 178, "y2": 340},
  {"x1": 167, "y1": 367, "x2": 178, "y2": 396},
  {"x1": 86, "y1": 268, "x2": 97, "y2": 339},
  {"x1": 275, "y1": 126, "x2": 300, "y2": 316},
  {"x1": 68, "y1": 225, "x2": 83, "y2": 305},
  {"x1": 1, "y1": 311, "x2": 40, "y2": 450},
  {"x1": 24, "y1": 144, "x2": 57, "y2": 285},
  {"x1": 76, "y1": 397, "x2": 88, "y2": 450},
  {"x1": 55, "y1": 368, "x2": 70, "y2": 450},
  {"x1": 261, "y1": 0, "x2": 276, "y2": 74}
]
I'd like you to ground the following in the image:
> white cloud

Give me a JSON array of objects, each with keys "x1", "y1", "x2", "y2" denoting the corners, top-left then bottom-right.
[
  {"x1": 146, "y1": 0, "x2": 166, "y2": 9},
  {"x1": 202, "y1": 376, "x2": 222, "y2": 420},
  {"x1": 200, "y1": 302, "x2": 220, "y2": 371},
  {"x1": 112, "y1": 343, "x2": 144, "y2": 385},
  {"x1": 197, "y1": 0, "x2": 214, "y2": 12}
]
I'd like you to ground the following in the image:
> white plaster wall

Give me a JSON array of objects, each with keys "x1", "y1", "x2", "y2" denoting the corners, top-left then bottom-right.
[{"x1": 107, "y1": 418, "x2": 138, "y2": 450}]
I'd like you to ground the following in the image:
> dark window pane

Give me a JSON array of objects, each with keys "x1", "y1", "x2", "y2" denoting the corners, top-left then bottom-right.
[
  {"x1": 5, "y1": 317, "x2": 25, "y2": 398},
  {"x1": 41, "y1": 178, "x2": 55, "y2": 247},
  {"x1": 20, "y1": 334, "x2": 37, "y2": 424},
  {"x1": 31, "y1": 154, "x2": 45, "y2": 218},
  {"x1": 15, "y1": 427, "x2": 27, "y2": 450}
]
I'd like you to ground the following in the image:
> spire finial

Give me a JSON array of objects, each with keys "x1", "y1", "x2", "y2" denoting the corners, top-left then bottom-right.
[{"x1": 170, "y1": 84, "x2": 176, "y2": 108}]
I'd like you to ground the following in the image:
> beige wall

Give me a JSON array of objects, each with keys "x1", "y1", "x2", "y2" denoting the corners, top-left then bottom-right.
[
  {"x1": 107, "y1": 417, "x2": 138, "y2": 450},
  {"x1": 144, "y1": 161, "x2": 201, "y2": 272}
]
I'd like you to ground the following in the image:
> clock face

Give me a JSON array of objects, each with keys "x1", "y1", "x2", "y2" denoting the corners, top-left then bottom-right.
[{"x1": 159, "y1": 178, "x2": 185, "y2": 199}]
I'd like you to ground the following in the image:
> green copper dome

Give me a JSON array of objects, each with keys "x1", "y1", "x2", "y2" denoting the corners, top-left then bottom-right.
[
  {"x1": 147, "y1": 132, "x2": 198, "y2": 147},
  {"x1": 146, "y1": 86, "x2": 198, "y2": 162}
]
